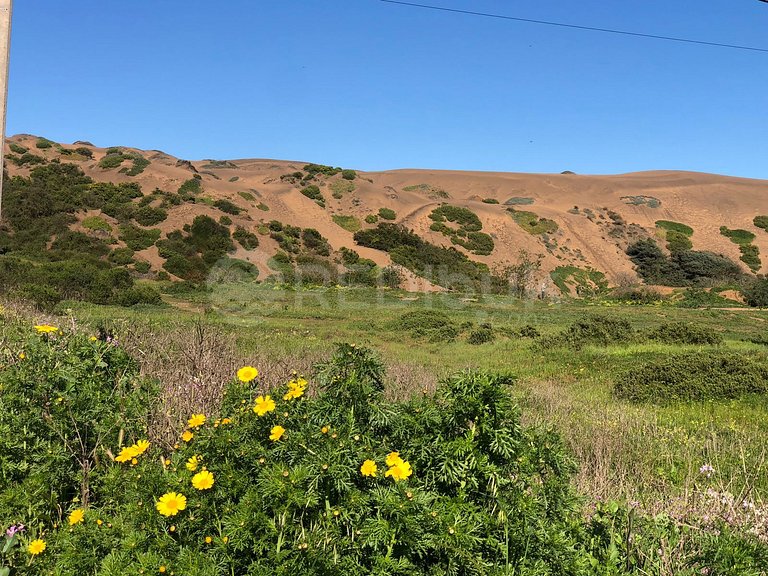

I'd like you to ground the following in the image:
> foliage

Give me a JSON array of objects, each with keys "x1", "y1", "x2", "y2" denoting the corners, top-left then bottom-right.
[
  {"x1": 237, "y1": 190, "x2": 255, "y2": 202},
  {"x1": 8, "y1": 142, "x2": 27, "y2": 154},
  {"x1": 429, "y1": 205, "x2": 481, "y2": 231},
  {"x1": 125, "y1": 156, "x2": 150, "y2": 177},
  {"x1": 35, "y1": 138, "x2": 54, "y2": 149},
  {"x1": 481, "y1": 198, "x2": 499, "y2": 204},
  {"x1": 467, "y1": 324, "x2": 495, "y2": 345},
  {"x1": 132, "y1": 205, "x2": 168, "y2": 227},
  {"x1": 213, "y1": 199, "x2": 241, "y2": 215},
  {"x1": 378, "y1": 207, "x2": 396, "y2": 221},
  {"x1": 365, "y1": 214, "x2": 379, "y2": 224},
  {"x1": 232, "y1": 227, "x2": 259, "y2": 250},
  {"x1": 550, "y1": 266, "x2": 607, "y2": 297},
  {"x1": 753, "y1": 215, "x2": 768, "y2": 232},
  {"x1": 303, "y1": 163, "x2": 341, "y2": 177},
  {"x1": 428, "y1": 206, "x2": 493, "y2": 255},
  {"x1": 614, "y1": 352, "x2": 768, "y2": 402},
  {"x1": 646, "y1": 322, "x2": 723, "y2": 345},
  {"x1": 118, "y1": 224, "x2": 161, "y2": 251},
  {"x1": 626, "y1": 239, "x2": 743, "y2": 286},
  {"x1": 332, "y1": 215, "x2": 362, "y2": 232},
  {"x1": 493, "y1": 251, "x2": 543, "y2": 298},
  {"x1": 393, "y1": 310, "x2": 459, "y2": 342},
  {"x1": 81, "y1": 216, "x2": 112, "y2": 233},
  {"x1": 341, "y1": 169, "x2": 357, "y2": 181},
  {"x1": 330, "y1": 179, "x2": 356, "y2": 197},
  {"x1": 503, "y1": 197, "x2": 534, "y2": 206},
  {"x1": 354, "y1": 224, "x2": 495, "y2": 291},
  {"x1": 720, "y1": 226, "x2": 755, "y2": 246},
  {"x1": 98, "y1": 154, "x2": 125, "y2": 169},
  {"x1": 541, "y1": 315, "x2": 635, "y2": 349},
  {"x1": 741, "y1": 276, "x2": 768, "y2": 307},
  {"x1": 178, "y1": 177, "x2": 203, "y2": 199},
  {"x1": 655, "y1": 220, "x2": 693, "y2": 236},
  {"x1": 300, "y1": 185, "x2": 325, "y2": 207},
  {"x1": 507, "y1": 208, "x2": 558, "y2": 234}
]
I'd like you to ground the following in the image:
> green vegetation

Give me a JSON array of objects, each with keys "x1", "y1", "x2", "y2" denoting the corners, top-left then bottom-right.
[
  {"x1": 364, "y1": 214, "x2": 379, "y2": 224},
  {"x1": 330, "y1": 179, "x2": 356, "y2": 197},
  {"x1": 35, "y1": 137, "x2": 54, "y2": 149},
  {"x1": 753, "y1": 215, "x2": 768, "y2": 232},
  {"x1": 503, "y1": 197, "x2": 534, "y2": 206},
  {"x1": 303, "y1": 163, "x2": 341, "y2": 177},
  {"x1": 8, "y1": 142, "x2": 27, "y2": 154},
  {"x1": 341, "y1": 169, "x2": 357, "y2": 180},
  {"x1": 81, "y1": 215, "x2": 112, "y2": 233},
  {"x1": 228, "y1": 176, "x2": 240, "y2": 182},
  {"x1": 126, "y1": 155, "x2": 150, "y2": 176},
  {"x1": 615, "y1": 352, "x2": 768, "y2": 402},
  {"x1": 627, "y1": 239, "x2": 744, "y2": 286},
  {"x1": 237, "y1": 190, "x2": 255, "y2": 201},
  {"x1": 98, "y1": 154, "x2": 125, "y2": 169},
  {"x1": 402, "y1": 183, "x2": 449, "y2": 199},
  {"x1": 332, "y1": 214, "x2": 362, "y2": 232},
  {"x1": 621, "y1": 195, "x2": 661, "y2": 208},
  {"x1": 213, "y1": 199, "x2": 241, "y2": 215},
  {"x1": 132, "y1": 205, "x2": 168, "y2": 226},
  {"x1": 481, "y1": 197, "x2": 499, "y2": 204},
  {"x1": 720, "y1": 226, "x2": 761, "y2": 271},
  {"x1": 378, "y1": 207, "x2": 397, "y2": 220},
  {"x1": 178, "y1": 177, "x2": 203, "y2": 199},
  {"x1": 428, "y1": 205, "x2": 494, "y2": 256},
  {"x1": 300, "y1": 185, "x2": 325, "y2": 207},
  {"x1": 354, "y1": 223, "x2": 494, "y2": 290},
  {"x1": 232, "y1": 226, "x2": 259, "y2": 250},
  {"x1": 550, "y1": 266, "x2": 608, "y2": 297},
  {"x1": 656, "y1": 220, "x2": 694, "y2": 236},
  {"x1": 507, "y1": 208, "x2": 558, "y2": 235}
]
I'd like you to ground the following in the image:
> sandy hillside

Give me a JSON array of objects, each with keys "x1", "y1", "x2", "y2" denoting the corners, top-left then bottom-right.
[{"x1": 6, "y1": 134, "x2": 768, "y2": 294}]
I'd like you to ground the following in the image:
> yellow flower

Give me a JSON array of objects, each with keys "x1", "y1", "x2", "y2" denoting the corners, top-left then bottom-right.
[
  {"x1": 27, "y1": 539, "x2": 46, "y2": 555},
  {"x1": 182, "y1": 430, "x2": 194, "y2": 442},
  {"x1": 68, "y1": 508, "x2": 85, "y2": 525},
  {"x1": 115, "y1": 446, "x2": 138, "y2": 463},
  {"x1": 18, "y1": 352, "x2": 25, "y2": 360},
  {"x1": 159, "y1": 567, "x2": 166, "y2": 574},
  {"x1": 89, "y1": 335, "x2": 97, "y2": 341},
  {"x1": 133, "y1": 439, "x2": 150, "y2": 456},
  {"x1": 385, "y1": 459, "x2": 413, "y2": 482},
  {"x1": 269, "y1": 425, "x2": 285, "y2": 442},
  {"x1": 187, "y1": 414, "x2": 206, "y2": 429},
  {"x1": 385, "y1": 452, "x2": 402, "y2": 467},
  {"x1": 253, "y1": 395, "x2": 276, "y2": 416},
  {"x1": 220, "y1": 418, "x2": 232, "y2": 425},
  {"x1": 283, "y1": 377, "x2": 307, "y2": 400},
  {"x1": 321, "y1": 426, "x2": 329, "y2": 434},
  {"x1": 360, "y1": 460, "x2": 378, "y2": 477},
  {"x1": 156, "y1": 492, "x2": 187, "y2": 516},
  {"x1": 192, "y1": 470, "x2": 215, "y2": 490},
  {"x1": 34, "y1": 324, "x2": 58, "y2": 334},
  {"x1": 205, "y1": 536, "x2": 212, "y2": 544},
  {"x1": 237, "y1": 366, "x2": 259, "y2": 382},
  {"x1": 186, "y1": 455, "x2": 200, "y2": 471}
]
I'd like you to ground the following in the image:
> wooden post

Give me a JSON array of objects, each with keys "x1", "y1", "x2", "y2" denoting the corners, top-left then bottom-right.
[{"x1": 0, "y1": 0, "x2": 12, "y2": 222}]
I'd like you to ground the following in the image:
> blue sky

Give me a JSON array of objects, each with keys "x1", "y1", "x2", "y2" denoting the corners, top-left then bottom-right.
[{"x1": 6, "y1": 1, "x2": 768, "y2": 177}]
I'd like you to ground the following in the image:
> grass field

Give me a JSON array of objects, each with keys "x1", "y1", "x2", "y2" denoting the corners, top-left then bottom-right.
[{"x1": 57, "y1": 285, "x2": 768, "y2": 533}]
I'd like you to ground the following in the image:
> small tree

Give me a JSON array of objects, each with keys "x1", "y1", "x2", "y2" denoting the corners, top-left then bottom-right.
[{"x1": 493, "y1": 250, "x2": 543, "y2": 298}]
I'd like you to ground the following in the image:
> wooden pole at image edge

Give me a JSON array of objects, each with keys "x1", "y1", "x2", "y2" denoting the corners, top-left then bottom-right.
[{"x1": 0, "y1": 0, "x2": 12, "y2": 222}]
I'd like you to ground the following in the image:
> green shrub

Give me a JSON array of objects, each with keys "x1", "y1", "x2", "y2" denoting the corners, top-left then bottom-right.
[
  {"x1": 666, "y1": 230, "x2": 692, "y2": 252},
  {"x1": 379, "y1": 266, "x2": 401, "y2": 289},
  {"x1": 656, "y1": 220, "x2": 693, "y2": 236},
  {"x1": 303, "y1": 163, "x2": 341, "y2": 176},
  {"x1": 647, "y1": 322, "x2": 723, "y2": 345},
  {"x1": 332, "y1": 214, "x2": 361, "y2": 232},
  {"x1": 378, "y1": 208, "x2": 397, "y2": 220},
  {"x1": 229, "y1": 176, "x2": 240, "y2": 182},
  {"x1": 214, "y1": 199, "x2": 241, "y2": 215},
  {"x1": 81, "y1": 216, "x2": 112, "y2": 233},
  {"x1": 133, "y1": 205, "x2": 168, "y2": 226},
  {"x1": 364, "y1": 214, "x2": 379, "y2": 224},
  {"x1": 98, "y1": 154, "x2": 125, "y2": 169},
  {"x1": 481, "y1": 198, "x2": 499, "y2": 204},
  {"x1": 503, "y1": 197, "x2": 534, "y2": 206},
  {"x1": 108, "y1": 247, "x2": 135, "y2": 265},
  {"x1": 9, "y1": 142, "x2": 27, "y2": 154},
  {"x1": 300, "y1": 185, "x2": 325, "y2": 207},
  {"x1": 429, "y1": 206, "x2": 481, "y2": 231},
  {"x1": 133, "y1": 260, "x2": 151, "y2": 273},
  {"x1": 542, "y1": 315, "x2": 635, "y2": 349},
  {"x1": 753, "y1": 215, "x2": 768, "y2": 232},
  {"x1": 741, "y1": 276, "x2": 768, "y2": 307},
  {"x1": 35, "y1": 138, "x2": 53, "y2": 149},
  {"x1": 115, "y1": 284, "x2": 162, "y2": 306},
  {"x1": 233, "y1": 226, "x2": 259, "y2": 250},
  {"x1": 238, "y1": 190, "x2": 255, "y2": 202},
  {"x1": 301, "y1": 228, "x2": 331, "y2": 256},
  {"x1": 125, "y1": 155, "x2": 150, "y2": 176},
  {"x1": 720, "y1": 226, "x2": 755, "y2": 246},
  {"x1": 178, "y1": 177, "x2": 203, "y2": 198},
  {"x1": 341, "y1": 169, "x2": 357, "y2": 180},
  {"x1": 8, "y1": 152, "x2": 47, "y2": 166},
  {"x1": 467, "y1": 324, "x2": 495, "y2": 345},
  {"x1": 507, "y1": 208, "x2": 558, "y2": 234},
  {"x1": 74, "y1": 147, "x2": 93, "y2": 158},
  {"x1": 118, "y1": 224, "x2": 161, "y2": 251},
  {"x1": 740, "y1": 244, "x2": 761, "y2": 272},
  {"x1": 51, "y1": 230, "x2": 110, "y2": 256},
  {"x1": 219, "y1": 215, "x2": 232, "y2": 226},
  {"x1": 614, "y1": 352, "x2": 768, "y2": 402},
  {"x1": 330, "y1": 180, "x2": 356, "y2": 196},
  {"x1": 393, "y1": 310, "x2": 459, "y2": 341}
]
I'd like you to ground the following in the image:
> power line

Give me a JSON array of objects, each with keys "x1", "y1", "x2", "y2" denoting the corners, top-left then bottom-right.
[{"x1": 380, "y1": 0, "x2": 768, "y2": 54}]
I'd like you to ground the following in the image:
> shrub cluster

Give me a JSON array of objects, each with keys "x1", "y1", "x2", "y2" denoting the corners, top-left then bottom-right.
[
  {"x1": 646, "y1": 322, "x2": 723, "y2": 345},
  {"x1": 614, "y1": 352, "x2": 768, "y2": 402},
  {"x1": 428, "y1": 205, "x2": 494, "y2": 256}
]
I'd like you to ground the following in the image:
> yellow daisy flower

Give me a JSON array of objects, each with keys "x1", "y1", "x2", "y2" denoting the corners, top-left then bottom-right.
[
  {"x1": 191, "y1": 470, "x2": 215, "y2": 490},
  {"x1": 187, "y1": 414, "x2": 206, "y2": 429},
  {"x1": 253, "y1": 395, "x2": 276, "y2": 417},
  {"x1": 182, "y1": 430, "x2": 194, "y2": 442},
  {"x1": 269, "y1": 425, "x2": 285, "y2": 442},
  {"x1": 237, "y1": 366, "x2": 259, "y2": 382},
  {"x1": 115, "y1": 446, "x2": 138, "y2": 463},
  {"x1": 385, "y1": 459, "x2": 413, "y2": 482},
  {"x1": 385, "y1": 452, "x2": 402, "y2": 467},
  {"x1": 68, "y1": 509, "x2": 85, "y2": 525},
  {"x1": 186, "y1": 455, "x2": 200, "y2": 471},
  {"x1": 27, "y1": 539, "x2": 46, "y2": 555},
  {"x1": 34, "y1": 324, "x2": 58, "y2": 334},
  {"x1": 156, "y1": 492, "x2": 187, "y2": 516},
  {"x1": 133, "y1": 439, "x2": 150, "y2": 456},
  {"x1": 360, "y1": 460, "x2": 378, "y2": 477}
]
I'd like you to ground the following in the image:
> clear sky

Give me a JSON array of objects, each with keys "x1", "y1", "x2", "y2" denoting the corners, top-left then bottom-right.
[{"x1": 6, "y1": 0, "x2": 768, "y2": 178}]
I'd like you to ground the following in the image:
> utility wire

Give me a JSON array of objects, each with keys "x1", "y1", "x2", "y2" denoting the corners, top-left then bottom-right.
[{"x1": 380, "y1": 0, "x2": 768, "y2": 54}]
